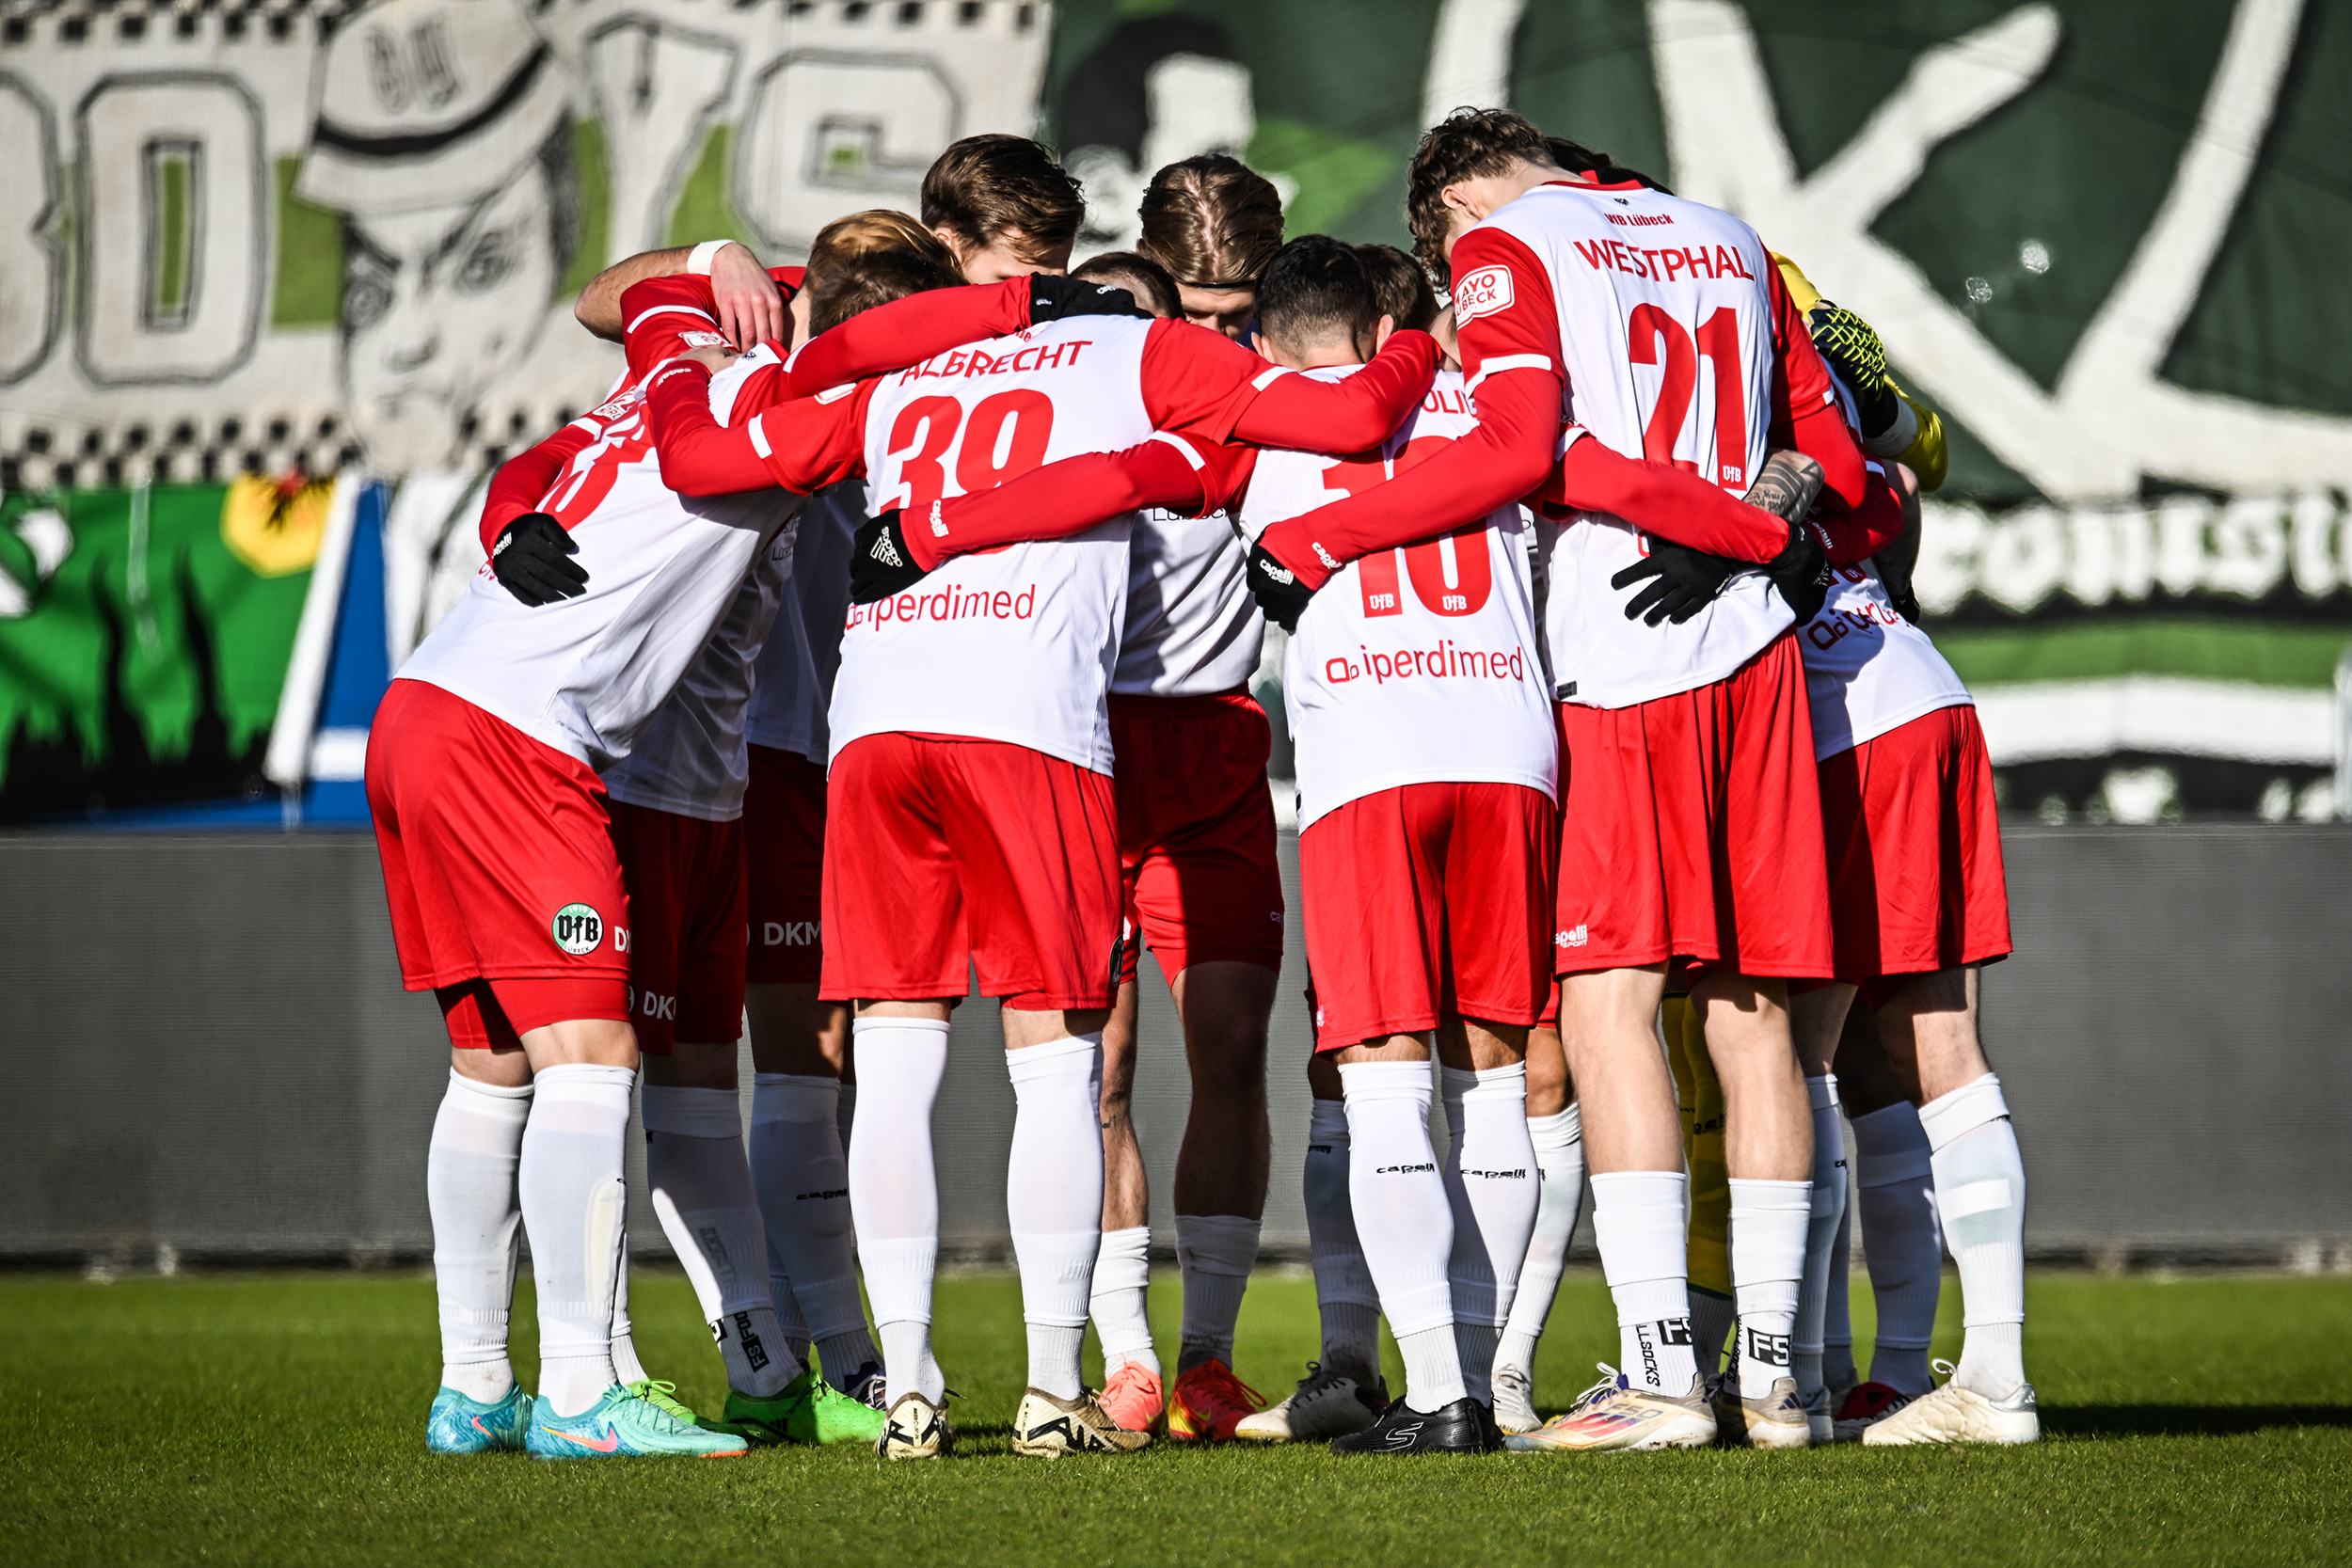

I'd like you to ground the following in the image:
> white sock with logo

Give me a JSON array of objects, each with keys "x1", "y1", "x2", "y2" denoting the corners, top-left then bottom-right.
[
  {"x1": 1176, "y1": 1213, "x2": 1260, "y2": 1372},
  {"x1": 1006, "y1": 1033, "x2": 1106, "y2": 1402},
  {"x1": 1588, "y1": 1170, "x2": 1700, "y2": 1396},
  {"x1": 1852, "y1": 1101, "x2": 1940, "y2": 1395},
  {"x1": 1089, "y1": 1226, "x2": 1159, "y2": 1378},
  {"x1": 1495, "y1": 1103, "x2": 1584, "y2": 1382},
  {"x1": 847, "y1": 1017, "x2": 950, "y2": 1406},
  {"x1": 750, "y1": 1072, "x2": 880, "y2": 1386},
  {"x1": 644, "y1": 1085, "x2": 800, "y2": 1398},
  {"x1": 1303, "y1": 1097, "x2": 1383, "y2": 1386},
  {"x1": 1440, "y1": 1065, "x2": 1538, "y2": 1404},
  {"x1": 1730, "y1": 1178, "x2": 1812, "y2": 1400},
  {"x1": 1341, "y1": 1060, "x2": 1462, "y2": 1413},
  {"x1": 1793, "y1": 1075, "x2": 1850, "y2": 1405},
  {"x1": 519, "y1": 1063, "x2": 635, "y2": 1418},
  {"x1": 1920, "y1": 1073, "x2": 2027, "y2": 1400},
  {"x1": 426, "y1": 1070, "x2": 531, "y2": 1402}
]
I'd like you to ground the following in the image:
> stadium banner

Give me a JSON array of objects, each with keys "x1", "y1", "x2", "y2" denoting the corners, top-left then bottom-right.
[{"x1": 1, "y1": 0, "x2": 2347, "y2": 818}]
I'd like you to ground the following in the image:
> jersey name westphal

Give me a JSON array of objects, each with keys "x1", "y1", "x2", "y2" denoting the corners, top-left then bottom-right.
[
  {"x1": 1240, "y1": 367, "x2": 1556, "y2": 830},
  {"x1": 398, "y1": 356, "x2": 800, "y2": 770},
  {"x1": 1475, "y1": 182, "x2": 1794, "y2": 708},
  {"x1": 828, "y1": 315, "x2": 1155, "y2": 774}
]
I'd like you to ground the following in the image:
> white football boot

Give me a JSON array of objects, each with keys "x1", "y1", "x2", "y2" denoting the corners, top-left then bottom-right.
[
  {"x1": 1490, "y1": 1362, "x2": 1541, "y2": 1435},
  {"x1": 1863, "y1": 1361, "x2": 2040, "y2": 1446}
]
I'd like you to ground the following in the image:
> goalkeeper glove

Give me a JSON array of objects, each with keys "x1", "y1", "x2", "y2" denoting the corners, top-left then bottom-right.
[
  {"x1": 1806, "y1": 300, "x2": 1899, "y2": 441},
  {"x1": 488, "y1": 513, "x2": 588, "y2": 607},
  {"x1": 1612, "y1": 541, "x2": 1745, "y2": 626},
  {"x1": 850, "y1": 510, "x2": 930, "y2": 604}
]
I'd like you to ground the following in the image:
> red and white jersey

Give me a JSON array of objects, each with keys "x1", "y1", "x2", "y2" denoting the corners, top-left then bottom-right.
[
  {"x1": 830, "y1": 315, "x2": 1160, "y2": 773},
  {"x1": 1469, "y1": 182, "x2": 1829, "y2": 707},
  {"x1": 601, "y1": 534, "x2": 792, "y2": 819},
  {"x1": 1237, "y1": 368, "x2": 1556, "y2": 829},
  {"x1": 1114, "y1": 506, "x2": 1262, "y2": 697},
  {"x1": 398, "y1": 355, "x2": 801, "y2": 769},
  {"x1": 746, "y1": 483, "x2": 857, "y2": 766},
  {"x1": 1798, "y1": 560, "x2": 1972, "y2": 758}
]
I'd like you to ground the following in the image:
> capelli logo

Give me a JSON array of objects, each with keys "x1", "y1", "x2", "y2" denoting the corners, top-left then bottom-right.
[
  {"x1": 1375, "y1": 1162, "x2": 1437, "y2": 1174},
  {"x1": 1556, "y1": 925, "x2": 1588, "y2": 948}
]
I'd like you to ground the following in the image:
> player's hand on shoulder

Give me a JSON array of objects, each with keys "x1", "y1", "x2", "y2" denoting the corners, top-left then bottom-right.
[
  {"x1": 1027, "y1": 275, "x2": 1152, "y2": 324},
  {"x1": 1611, "y1": 540, "x2": 1743, "y2": 626},
  {"x1": 1245, "y1": 541, "x2": 1315, "y2": 632},
  {"x1": 850, "y1": 509, "x2": 930, "y2": 604},
  {"x1": 682, "y1": 343, "x2": 741, "y2": 374},
  {"x1": 710, "y1": 242, "x2": 785, "y2": 352},
  {"x1": 489, "y1": 513, "x2": 588, "y2": 608}
]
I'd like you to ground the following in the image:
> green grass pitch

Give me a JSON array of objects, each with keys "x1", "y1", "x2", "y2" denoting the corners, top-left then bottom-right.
[{"x1": 5, "y1": 1269, "x2": 2345, "y2": 1565}]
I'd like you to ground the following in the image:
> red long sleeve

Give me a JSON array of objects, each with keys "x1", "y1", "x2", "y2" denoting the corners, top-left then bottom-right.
[
  {"x1": 1815, "y1": 463, "x2": 1905, "y2": 565},
  {"x1": 1539, "y1": 435, "x2": 1794, "y2": 562},
  {"x1": 1764, "y1": 261, "x2": 1867, "y2": 512},
  {"x1": 1229, "y1": 331, "x2": 1440, "y2": 451},
  {"x1": 781, "y1": 278, "x2": 1032, "y2": 397},
  {"x1": 910, "y1": 438, "x2": 1216, "y2": 569},
  {"x1": 478, "y1": 422, "x2": 594, "y2": 555},
  {"x1": 645, "y1": 361, "x2": 867, "y2": 497}
]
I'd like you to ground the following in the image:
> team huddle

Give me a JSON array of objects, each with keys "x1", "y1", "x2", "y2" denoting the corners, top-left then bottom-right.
[{"x1": 366, "y1": 108, "x2": 2035, "y2": 1462}]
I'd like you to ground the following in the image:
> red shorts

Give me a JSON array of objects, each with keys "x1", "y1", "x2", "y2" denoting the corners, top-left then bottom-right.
[
  {"x1": 1818, "y1": 704, "x2": 2011, "y2": 997},
  {"x1": 1553, "y1": 634, "x2": 1834, "y2": 980},
  {"x1": 607, "y1": 801, "x2": 748, "y2": 1052},
  {"x1": 1111, "y1": 689, "x2": 1286, "y2": 987},
  {"x1": 820, "y1": 733, "x2": 1123, "y2": 1009},
  {"x1": 744, "y1": 744, "x2": 828, "y2": 984},
  {"x1": 1300, "y1": 781, "x2": 1555, "y2": 1052},
  {"x1": 365, "y1": 679, "x2": 632, "y2": 1046}
]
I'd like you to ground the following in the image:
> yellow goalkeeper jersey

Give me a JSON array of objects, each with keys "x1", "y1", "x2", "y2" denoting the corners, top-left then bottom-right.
[{"x1": 1772, "y1": 253, "x2": 1948, "y2": 492}]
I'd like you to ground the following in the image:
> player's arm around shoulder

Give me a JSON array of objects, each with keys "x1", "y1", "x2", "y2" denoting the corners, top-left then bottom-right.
[{"x1": 578, "y1": 240, "x2": 785, "y2": 351}]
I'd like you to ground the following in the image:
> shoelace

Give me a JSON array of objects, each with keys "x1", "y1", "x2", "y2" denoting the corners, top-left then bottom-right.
[
  {"x1": 1186, "y1": 1364, "x2": 1264, "y2": 1416},
  {"x1": 625, "y1": 1381, "x2": 698, "y2": 1429}
]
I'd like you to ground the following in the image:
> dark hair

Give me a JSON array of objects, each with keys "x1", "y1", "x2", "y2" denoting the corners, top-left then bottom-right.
[
  {"x1": 1406, "y1": 107, "x2": 1554, "y2": 281},
  {"x1": 1073, "y1": 250, "x2": 1182, "y2": 318},
  {"x1": 1255, "y1": 235, "x2": 1377, "y2": 356},
  {"x1": 920, "y1": 135, "x2": 1085, "y2": 258},
  {"x1": 808, "y1": 247, "x2": 962, "y2": 336},
  {"x1": 1545, "y1": 135, "x2": 1671, "y2": 195},
  {"x1": 1354, "y1": 243, "x2": 1438, "y2": 332},
  {"x1": 1137, "y1": 153, "x2": 1284, "y2": 289}
]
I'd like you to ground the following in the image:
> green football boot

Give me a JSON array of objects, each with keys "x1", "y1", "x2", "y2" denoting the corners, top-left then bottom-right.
[
  {"x1": 624, "y1": 1379, "x2": 703, "y2": 1426},
  {"x1": 711, "y1": 1368, "x2": 891, "y2": 1446},
  {"x1": 426, "y1": 1385, "x2": 532, "y2": 1454},
  {"x1": 525, "y1": 1385, "x2": 749, "y2": 1460}
]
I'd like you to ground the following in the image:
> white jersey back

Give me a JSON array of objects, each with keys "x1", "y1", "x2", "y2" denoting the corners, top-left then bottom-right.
[
  {"x1": 1115, "y1": 509, "x2": 1262, "y2": 696},
  {"x1": 747, "y1": 483, "x2": 857, "y2": 764},
  {"x1": 830, "y1": 315, "x2": 1154, "y2": 773},
  {"x1": 602, "y1": 534, "x2": 791, "y2": 818},
  {"x1": 1478, "y1": 182, "x2": 1792, "y2": 707},
  {"x1": 398, "y1": 356, "x2": 800, "y2": 769},
  {"x1": 1237, "y1": 368, "x2": 1556, "y2": 830}
]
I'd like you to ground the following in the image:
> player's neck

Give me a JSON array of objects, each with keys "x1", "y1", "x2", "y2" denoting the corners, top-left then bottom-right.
[{"x1": 1262, "y1": 335, "x2": 1362, "y2": 372}]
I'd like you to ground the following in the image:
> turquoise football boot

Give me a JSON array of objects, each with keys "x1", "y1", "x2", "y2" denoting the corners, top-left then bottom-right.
[
  {"x1": 426, "y1": 1385, "x2": 532, "y2": 1454},
  {"x1": 526, "y1": 1385, "x2": 750, "y2": 1460}
]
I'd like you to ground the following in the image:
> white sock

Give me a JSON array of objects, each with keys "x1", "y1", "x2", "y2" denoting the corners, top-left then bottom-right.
[
  {"x1": 426, "y1": 1071, "x2": 531, "y2": 1402},
  {"x1": 1439, "y1": 1065, "x2": 1537, "y2": 1403},
  {"x1": 1823, "y1": 1177, "x2": 1856, "y2": 1392},
  {"x1": 848, "y1": 1017, "x2": 950, "y2": 1406},
  {"x1": 1006, "y1": 1033, "x2": 1105, "y2": 1402},
  {"x1": 1340, "y1": 1060, "x2": 1461, "y2": 1413},
  {"x1": 1304, "y1": 1098, "x2": 1382, "y2": 1385},
  {"x1": 1920, "y1": 1073, "x2": 2027, "y2": 1399},
  {"x1": 1176, "y1": 1213, "x2": 1260, "y2": 1372},
  {"x1": 1730, "y1": 1177, "x2": 1811, "y2": 1399},
  {"x1": 1588, "y1": 1170, "x2": 1699, "y2": 1395},
  {"x1": 1090, "y1": 1226, "x2": 1159, "y2": 1377},
  {"x1": 1496, "y1": 1103, "x2": 1583, "y2": 1379},
  {"x1": 1793, "y1": 1075, "x2": 1849, "y2": 1403},
  {"x1": 519, "y1": 1063, "x2": 635, "y2": 1418},
  {"x1": 1852, "y1": 1101, "x2": 1940, "y2": 1395},
  {"x1": 749, "y1": 1072, "x2": 879, "y2": 1385},
  {"x1": 644, "y1": 1085, "x2": 800, "y2": 1398},
  {"x1": 609, "y1": 1225, "x2": 647, "y2": 1386}
]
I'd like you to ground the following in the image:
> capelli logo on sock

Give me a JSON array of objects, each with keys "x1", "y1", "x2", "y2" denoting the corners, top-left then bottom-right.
[
  {"x1": 1374, "y1": 1163, "x2": 1437, "y2": 1175},
  {"x1": 1462, "y1": 1167, "x2": 1530, "y2": 1180},
  {"x1": 794, "y1": 1188, "x2": 849, "y2": 1202}
]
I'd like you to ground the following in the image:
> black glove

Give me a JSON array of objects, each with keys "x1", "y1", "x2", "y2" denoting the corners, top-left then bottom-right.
[
  {"x1": 488, "y1": 513, "x2": 587, "y2": 607},
  {"x1": 1611, "y1": 539, "x2": 1745, "y2": 626},
  {"x1": 1806, "y1": 300, "x2": 1899, "y2": 441},
  {"x1": 850, "y1": 510, "x2": 930, "y2": 604},
  {"x1": 1764, "y1": 517, "x2": 1836, "y2": 625},
  {"x1": 1876, "y1": 551, "x2": 1922, "y2": 624},
  {"x1": 1027, "y1": 274, "x2": 1151, "y2": 324},
  {"x1": 1245, "y1": 542, "x2": 1315, "y2": 633}
]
